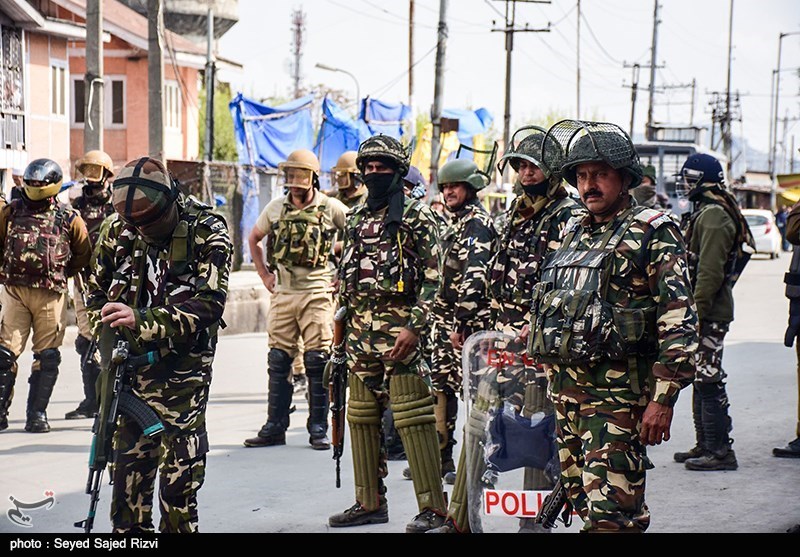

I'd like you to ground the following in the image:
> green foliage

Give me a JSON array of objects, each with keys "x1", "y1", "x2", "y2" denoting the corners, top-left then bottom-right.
[{"x1": 198, "y1": 81, "x2": 237, "y2": 161}]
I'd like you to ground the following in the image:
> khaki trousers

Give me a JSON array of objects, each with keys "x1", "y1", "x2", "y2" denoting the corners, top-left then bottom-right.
[
  {"x1": 0, "y1": 284, "x2": 67, "y2": 360},
  {"x1": 267, "y1": 290, "x2": 334, "y2": 358}
]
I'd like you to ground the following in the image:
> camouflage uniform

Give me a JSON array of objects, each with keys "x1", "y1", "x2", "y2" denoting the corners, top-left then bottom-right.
[
  {"x1": 430, "y1": 196, "x2": 496, "y2": 478},
  {"x1": 329, "y1": 135, "x2": 446, "y2": 533},
  {"x1": 87, "y1": 158, "x2": 231, "y2": 533},
  {"x1": 0, "y1": 159, "x2": 91, "y2": 433},
  {"x1": 337, "y1": 187, "x2": 368, "y2": 211},
  {"x1": 67, "y1": 188, "x2": 115, "y2": 419},
  {"x1": 528, "y1": 121, "x2": 698, "y2": 532}
]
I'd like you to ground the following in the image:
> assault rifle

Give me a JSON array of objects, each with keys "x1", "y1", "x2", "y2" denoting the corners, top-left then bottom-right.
[
  {"x1": 74, "y1": 328, "x2": 164, "y2": 533},
  {"x1": 534, "y1": 479, "x2": 573, "y2": 529},
  {"x1": 329, "y1": 305, "x2": 348, "y2": 488}
]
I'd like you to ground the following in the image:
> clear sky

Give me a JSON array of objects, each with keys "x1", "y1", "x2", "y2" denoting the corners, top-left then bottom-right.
[{"x1": 218, "y1": 0, "x2": 800, "y2": 171}]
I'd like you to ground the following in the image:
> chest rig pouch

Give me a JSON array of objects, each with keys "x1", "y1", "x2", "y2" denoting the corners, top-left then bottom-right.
[
  {"x1": 490, "y1": 198, "x2": 571, "y2": 307},
  {"x1": 341, "y1": 205, "x2": 418, "y2": 298},
  {"x1": 270, "y1": 199, "x2": 333, "y2": 269},
  {"x1": 528, "y1": 210, "x2": 647, "y2": 366}
]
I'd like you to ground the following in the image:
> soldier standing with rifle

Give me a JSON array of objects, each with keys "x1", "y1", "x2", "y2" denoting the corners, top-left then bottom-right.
[
  {"x1": 0, "y1": 159, "x2": 91, "y2": 433},
  {"x1": 327, "y1": 135, "x2": 447, "y2": 533},
  {"x1": 526, "y1": 120, "x2": 698, "y2": 532},
  {"x1": 86, "y1": 157, "x2": 231, "y2": 533},
  {"x1": 65, "y1": 150, "x2": 116, "y2": 420}
]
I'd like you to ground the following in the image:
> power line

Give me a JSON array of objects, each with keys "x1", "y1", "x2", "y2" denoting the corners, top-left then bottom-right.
[{"x1": 579, "y1": 11, "x2": 623, "y2": 65}]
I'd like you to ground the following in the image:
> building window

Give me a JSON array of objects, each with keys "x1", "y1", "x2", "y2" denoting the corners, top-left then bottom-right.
[
  {"x1": 51, "y1": 65, "x2": 67, "y2": 116},
  {"x1": 71, "y1": 76, "x2": 125, "y2": 127},
  {"x1": 165, "y1": 81, "x2": 180, "y2": 129}
]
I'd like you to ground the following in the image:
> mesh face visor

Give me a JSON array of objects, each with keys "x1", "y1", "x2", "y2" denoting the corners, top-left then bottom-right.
[
  {"x1": 279, "y1": 167, "x2": 315, "y2": 189},
  {"x1": 497, "y1": 126, "x2": 548, "y2": 174}
]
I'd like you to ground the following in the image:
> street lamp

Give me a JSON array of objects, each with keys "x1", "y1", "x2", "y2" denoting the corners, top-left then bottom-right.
[
  {"x1": 315, "y1": 63, "x2": 361, "y2": 117},
  {"x1": 771, "y1": 31, "x2": 800, "y2": 176}
]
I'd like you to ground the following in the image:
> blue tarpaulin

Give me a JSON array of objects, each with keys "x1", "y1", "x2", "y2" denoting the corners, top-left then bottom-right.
[
  {"x1": 314, "y1": 97, "x2": 370, "y2": 172},
  {"x1": 229, "y1": 93, "x2": 315, "y2": 168},
  {"x1": 442, "y1": 107, "x2": 493, "y2": 148},
  {"x1": 361, "y1": 97, "x2": 411, "y2": 140}
]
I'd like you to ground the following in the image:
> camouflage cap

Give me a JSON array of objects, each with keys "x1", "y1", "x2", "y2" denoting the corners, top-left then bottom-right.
[
  {"x1": 112, "y1": 157, "x2": 178, "y2": 226},
  {"x1": 547, "y1": 120, "x2": 642, "y2": 188},
  {"x1": 641, "y1": 164, "x2": 657, "y2": 182},
  {"x1": 356, "y1": 134, "x2": 410, "y2": 176}
]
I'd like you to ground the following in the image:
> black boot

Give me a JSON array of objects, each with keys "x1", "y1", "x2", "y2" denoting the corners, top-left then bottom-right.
[
  {"x1": 244, "y1": 349, "x2": 293, "y2": 447},
  {"x1": 674, "y1": 386, "x2": 707, "y2": 462},
  {"x1": 773, "y1": 437, "x2": 800, "y2": 458},
  {"x1": 685, "y1": 382, "x2": 737, "y2": 471},
  {"x1": 305, "y1": 350, "x2": 330, "y2": 450},
  {"x1": 25, "y1": 350, "x2": 60, "y2": 433},
  {"x1": 0, "y1": 345, "x2": 17, "y2": 431},
  {"x1": 66, "y1": 335, "x2": 99, "y2": 420}
]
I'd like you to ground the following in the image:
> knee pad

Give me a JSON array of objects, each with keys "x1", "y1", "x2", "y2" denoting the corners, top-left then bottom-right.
[
  {"x1": 75, "y1": 335, "x2": 91, "y2": 357},
  {"x1": 303, "y1": 350, "x2": 329, "y2": 377},
  {"x1": 390, "y1": 373, "x2": 446, "y2": 512},
  {"x1": 0, "y1": 344, "x2": 16, "y2": 371},
  {"x1": 35, "y1": 349, "x2": 61, "y2": 372},
  {"x1": 347, "y1": 374, "x2": 382, "y2": 509},
  {"x1": 267, "y1": 348, "x2": 292, "y2": 378}
]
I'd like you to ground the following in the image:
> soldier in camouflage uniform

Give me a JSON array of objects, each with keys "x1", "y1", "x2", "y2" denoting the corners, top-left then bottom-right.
[
  {"x1": 526, "y1": 120, "x2": 698, "y2": 532},
  {"x1": 65, "y1": 150, "x2": 116, "y2": 420},
  {"x1": 86, "y1": 157, "x2": 231, "y2": 533},
  {"x1": 429, "y1": 126, "x2": 583, "y2": 534},
  {"x1": 427, "y1": 158, "x2": 496, "y2": 485},
  {"x1": 243, "y1": 149, "x2": 348, "y2": 450},
  {"x1": 328, "y1": 134, "x2": 448, "y2": 533},
  {"x1": 0, "y1": 159, "x2": 91, "y2": 433},
  {"x1": 332, "y1": 151, "x2": 368, "y2": 210},
  {"x1": 673, "y1": 153, "x2": 754, "y2": 472}
]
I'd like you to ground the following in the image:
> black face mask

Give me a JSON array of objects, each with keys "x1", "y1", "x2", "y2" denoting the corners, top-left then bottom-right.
[
  {"x1": 364, "y1": 172, "x2": 405, "y2": 235},
  {"x1": 83, "y1": 183, "x2": 110, "y2": 204},
  {"x1": 522, "y1": 181, "x2": 548, "y2": 197}
]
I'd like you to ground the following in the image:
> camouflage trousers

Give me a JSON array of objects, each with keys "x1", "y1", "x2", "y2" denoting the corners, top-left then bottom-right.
[
  {"x1": 554, "y1": 400, "x2": 653, "y2": 532},
  {"x1": 430, "y1": 311, "x2": 462, "y2": 395},
  {"x1": 695, "y1": 320, "x2": 729, "y2": 384},
  {"x1": 345, "y1": 301, "x2": 437, "y2": 502},
  {"x1": 111, "y1": 381, "x2": 210, "y2": 533}
]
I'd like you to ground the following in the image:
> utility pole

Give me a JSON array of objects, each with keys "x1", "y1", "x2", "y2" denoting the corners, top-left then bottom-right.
[
  {"x1": 204, "y1": 7, "x2": 216, "y2": 161},
  {"x1": 148, "y1": 0, "x2": 164, "y2": 161},
  {"x1": 84, "y1": 0, "x2": 103, "y2": 152},
  {"x1": 722, "y1": 0, "x2": 735, "y2": 172},
  {"x1": 624, "y1": 63, "x2": 640, "y2": 136},
  {"x1": 430, "y1": 0, "x2": 448, "y2": 191},
  {"x1": 290, "y1": 8, "x2": 305, "y2": 99},
  {"x1": 408, "y1": 1, "x2": 415, "y2": 125},
  {"x1": 690, "y1": 78, "x2": 696, "y2": 126},
  {"x1": 646, "y1": 0, "x2": 660, "y2": 140},
  {"x1": 576, "y1": 0, "x2": 581, "y2": 119},
  {"x1": 491, "y1": 0, "x2": 550, "y2": 175}
]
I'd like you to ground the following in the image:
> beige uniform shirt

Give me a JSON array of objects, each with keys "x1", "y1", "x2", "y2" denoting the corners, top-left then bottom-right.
[{"x1": 255, "y1": 190, "x2": 348, "y2": 293}]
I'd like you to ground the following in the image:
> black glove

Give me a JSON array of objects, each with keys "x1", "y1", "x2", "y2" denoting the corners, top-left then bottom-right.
[{"x1": 785, "y1": 299, "x2": 800, "y2": 347}]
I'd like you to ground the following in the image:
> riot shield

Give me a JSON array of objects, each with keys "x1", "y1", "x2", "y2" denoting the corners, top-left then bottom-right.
[{"x1": 461, "y1": 331, "x2": 561, "y2": 533}]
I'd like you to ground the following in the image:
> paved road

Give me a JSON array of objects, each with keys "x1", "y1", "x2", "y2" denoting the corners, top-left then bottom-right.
[{"x1": 1, "y1": 253, "x2": 798, "y2": 535}]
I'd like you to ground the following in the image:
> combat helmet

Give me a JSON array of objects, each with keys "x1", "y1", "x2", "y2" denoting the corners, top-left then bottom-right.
[
  {"x1": 497, "y1": 126, "x2": 563, "y2": 179},
  {"x1": 76, "y1": 150, "x2": 114, "y2": 183},
  {"x1": 331, "y1": 150, "x2": 359, "y2": 191},
  {"x1": 356, "y1": 134, "x2": 410, "y2": 176},
  {"x1": 437, "y1": 159, "x2": 489, "y2": 192},
  {"x1": 548, "y1": 120, "x2": 643, "y2": 189},
  {"x1": 678, "y1": 153, "x2": 725, "y2": 201},
  {"x1": 22, "y1": 159, "x2": 63, "y2": 201},
  {"x1": 278, "y1": 149, "x2": 321, "y2": 190},
  {"x1": 112, "y1": 157, "x2": 178, "y2": 228}
]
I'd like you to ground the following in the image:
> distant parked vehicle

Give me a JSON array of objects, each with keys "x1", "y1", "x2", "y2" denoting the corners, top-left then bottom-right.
[{"x1": 742, "y1": 209, "x2": 782, "y2": 259}]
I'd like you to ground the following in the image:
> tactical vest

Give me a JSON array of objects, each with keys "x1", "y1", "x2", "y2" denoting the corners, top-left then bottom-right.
[
  {"x1": 490, "y1": 197, "x2": 573, "y2": 307},
  {"x1": 268, "y1": 197, "x2": 334, "y2": 269},
  {"x1": 684, "y1": 201, "x2": 751, "y2": 289},
  {"x1": 340, "y1": 202, "x2": 420, "y2": 298},
  {"x1": 73, "y1": 194, "x2": 114, "y2": 247},
  {"x1": 528, "y1": 208, "x2": 658, "y2": 367},
  {"x1": 0, "y1": 199, "x2": 73, "y2": 292}
]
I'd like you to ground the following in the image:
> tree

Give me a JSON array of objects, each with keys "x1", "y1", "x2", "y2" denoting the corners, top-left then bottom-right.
[{"x1": 198, "y1": 81, "x2": 238, "y2": 162}]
